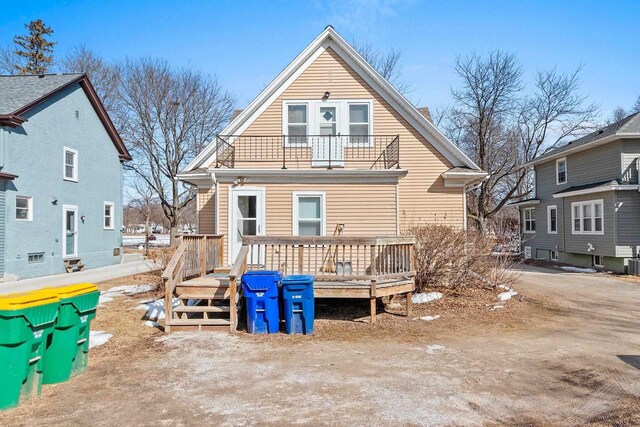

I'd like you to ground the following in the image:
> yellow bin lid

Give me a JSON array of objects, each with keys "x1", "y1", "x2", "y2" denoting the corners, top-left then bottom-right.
[
  {"x1": 50, "y1": 283, "x2": 99, "y2": 299},
  {"x1": 0, "y1": 289, "x2": 60, "y2": 311}
]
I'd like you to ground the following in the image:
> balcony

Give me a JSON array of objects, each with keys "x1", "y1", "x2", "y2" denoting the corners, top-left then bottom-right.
[{"x1": 214, "y1": 134, "x2": 400, "y2": 170}]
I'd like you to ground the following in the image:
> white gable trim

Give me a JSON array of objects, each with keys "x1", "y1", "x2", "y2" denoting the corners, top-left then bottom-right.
[{"x1": 185, "y1": 26, "x2": 479, "y2": 172}]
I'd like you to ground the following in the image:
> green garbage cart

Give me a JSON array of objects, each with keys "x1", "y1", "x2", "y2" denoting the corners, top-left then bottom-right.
[
  {"x1": 43, "y1": 283, "x2": 100, "y2": 384},
  {"x1": 0, "y1": 290, "x2": 60, "y2": 410}
]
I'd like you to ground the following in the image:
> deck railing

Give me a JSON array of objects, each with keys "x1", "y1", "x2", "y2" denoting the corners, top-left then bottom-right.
[
  {"x1": 161, "y1": 234, "x2": 225, "y2": 324},
  {"x1": 214, "y1": 134, "x2": 400, "y2": 170}
]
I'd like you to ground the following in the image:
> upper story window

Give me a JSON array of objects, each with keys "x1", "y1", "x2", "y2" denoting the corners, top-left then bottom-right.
[
  {"x1": 523, "y1": 207, "x2": 535, "y2": 233},
  {"x1": 64, "y1": 147, "x2": 78, "y2": 182},
  {"x1": 287, "y1": 104, "x2": 308, "y2": 145},
  {"x1": 349, "y1": 103, "x2": 370, "y2": 145},
  {"x1": 104, "y1": 201, "x2": 115, "y2": 230},
  {"x1": 547, "y1": 205, "x2": 557, "y2": 234},
  {"x1": 556, "y1": 157, "x2": 567, "y2": 185},
  {"x1": 293, "y1": 192, "x2": 325, "y2": 236},
  {"x1": 571, "y1": 200, "x2": 603, "y2": 235},
  {"x1": 16, "y1": 195, "x2": 32, "y2": 221}
]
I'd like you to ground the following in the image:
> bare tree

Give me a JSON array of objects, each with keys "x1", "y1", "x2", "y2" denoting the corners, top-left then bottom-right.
[
  {"x1": 352, "y1": 40, "x2": 411, "y2": 94},
  {"x1": 127, "y1": 179, "x2": 161, "y2": 256},
  {"x1": 61, "y1": 45, "x2": 122, "y2": 116},
  {"x1": 119, "y1": 58, "x2": 234, "y2": 245},
  {"x1": 446, "y1": 53, "x2": 598, "y2": 234},
  {"x1": 0, "y1": 45, "x2": 20, "y2": 74},
  {"x1": 634, "y1": 96, "x2": 640, "y2": 113}
]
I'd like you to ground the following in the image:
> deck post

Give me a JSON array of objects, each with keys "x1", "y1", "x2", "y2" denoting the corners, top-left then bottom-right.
[
  {"x1": 200, "y1": 236, "x2": 207, "y2": 277},
  {"x1": 297, "y1": 245, "x2": 304, "y2": 274},
  {"x1": 405, "y1": 292, "x2": 412, "y2": 317},
  {"x1": 370, "y1": 279, "x2": 377, "y2": 324}
]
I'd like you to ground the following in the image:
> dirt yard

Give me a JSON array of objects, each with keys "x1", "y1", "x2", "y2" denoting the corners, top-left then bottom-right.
[{"x1": 1, "y1": 266, "x2": 639, "y2": 426}]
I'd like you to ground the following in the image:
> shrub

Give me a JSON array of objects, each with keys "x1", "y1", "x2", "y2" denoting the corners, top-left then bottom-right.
[
  {"x1": 145, "y1": 247, "x2": 175, "y2": 295},
  {"x1": 406, "y1": 224, "x2": 522, "y2": 292}
]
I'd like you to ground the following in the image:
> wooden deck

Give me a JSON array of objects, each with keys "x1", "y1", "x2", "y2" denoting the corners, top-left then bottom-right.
[{"x1": 163, "y1": 234, "x2": 416, "y2": 331}]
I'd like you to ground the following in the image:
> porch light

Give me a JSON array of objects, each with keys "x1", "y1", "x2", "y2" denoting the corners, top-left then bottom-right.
[{"x1": 323, "y1": 91, "x2": 330, "y2": 100}]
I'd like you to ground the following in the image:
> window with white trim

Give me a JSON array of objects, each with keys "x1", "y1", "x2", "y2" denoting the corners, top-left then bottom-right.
[
  {"x1": 547, "y1": 205, "x2": 557, "y2": 234},
  {"x1": 593, "y1": 255, "x2": 603, "y2": 267},
  {"x1": 571, "y1": 200, "x2": 603, "y2": 234},
  {"x1": 556, "y1": 158, "x2": 567, "y2": 184},
  {"x1": 104, "y1": 201, "x2": 115, "y2": 230},
  {"x1": 348, "y1": 103, "x2": 370, "y2": 145},
  {"x1": 286, "y1": 104, "x2": 308, "y2": 145},
  {"x1": 64, "y1": 147, "x2": 78, "y2": 181},
  {"x1": 523, "y1": 207, "x2": 535, "y2": 233},
  {"x1": 550, "y1": 250, "x2": 558, "y2": 261},
  {"x1": 293, "y1": 192, "x2": 325, "y2": 236},
  {"x1": 16, "y1": 195, "x2": 32, "y2": 221}
]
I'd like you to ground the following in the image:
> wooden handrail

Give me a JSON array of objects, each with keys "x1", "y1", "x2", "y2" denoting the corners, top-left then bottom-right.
[
  {"x1": 242, "y1": 235, "x2": 416, "y2": 246},
  {"x1": 229, "y1": 246, "x2": 250, "y2": 281}
]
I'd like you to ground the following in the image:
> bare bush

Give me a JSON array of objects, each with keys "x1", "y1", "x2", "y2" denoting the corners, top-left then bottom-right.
[
  {"x1": 145, "y1": 247, "x2": 175, "y2": 295},
  {"x1": 408, "y1": 224, "x2": 522, "y2": 292}
]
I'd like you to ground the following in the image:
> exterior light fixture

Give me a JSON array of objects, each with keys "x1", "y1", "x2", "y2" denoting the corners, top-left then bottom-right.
[{"x1": 323, "y1": 91, "x2": 330, "y2": 100}]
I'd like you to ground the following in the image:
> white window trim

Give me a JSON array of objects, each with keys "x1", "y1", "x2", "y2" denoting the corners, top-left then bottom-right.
[
  {"x1": 282, "y1": 99, "x2": 374, "y2": 147},
  {"x1": 547, "y1": 205, "x2": 558, "y2": 234},
  {"x1": 346, "y1": 100, "x2": 374, "y2": 147},
  {"x1": 282, "y1": 101, "x2": 309, "y2": 147},
  {"x1": 104, "y1": 201, "x2": 115, "y2": 230},
  {"x1": 292, "y1": 191, "x2": 326, "y2": 236},
  {"x1": 593, "y1": 255, "x2": 603, "y2": 267},
  {"x1": 550, "y1": 250, "x2": 559, "y2": 261},
  {"x1": 15, "y1": 195, "x2": 33, "y2": 221},
  {"x1": 523, "y1": 207, "x2": 535, "y2": 234},
  {"x1": 63, "y1": 146, "x2": 78, "y2": 182},
  {"x1": 556, "y1": 157, "x2": 567, "y2": 185},
  {"x1": 571, "y1": 199, "x2": 604, "y2": 235}
]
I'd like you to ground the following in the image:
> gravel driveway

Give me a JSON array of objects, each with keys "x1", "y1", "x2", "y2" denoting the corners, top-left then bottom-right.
[{"x1": 2, "y1": 266, "x2": 639, "y2": 426}]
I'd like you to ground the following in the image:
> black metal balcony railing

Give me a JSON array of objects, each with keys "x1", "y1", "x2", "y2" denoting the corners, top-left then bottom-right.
[{"x1": 214, "y1": 134, "x2": 400, "y2": 170}]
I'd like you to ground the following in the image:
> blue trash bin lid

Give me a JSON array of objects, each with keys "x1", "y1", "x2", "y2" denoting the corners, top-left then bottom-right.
[
  {"x1": 281, "y1": 274, "x2": 314, "y2": 285},
  {"x1": 242, "y1": 270, "x2": 282, "y2": 292}
]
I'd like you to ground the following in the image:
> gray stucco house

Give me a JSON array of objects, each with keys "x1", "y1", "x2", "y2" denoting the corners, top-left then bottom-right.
[
  {"x1": 513, "y1": 112, "x2": 640, "y2": 273},
  {"x1": 0, "y1": 74, "x2": 131, "y2": 280}
]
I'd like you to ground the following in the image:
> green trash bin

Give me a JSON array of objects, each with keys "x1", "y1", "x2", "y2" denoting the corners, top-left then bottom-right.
[
  {"x1": 43, "y1": 283, "x2": 100, "y2": 384},
  {"x1": 0, "y1": 290, "x2": 60, "y2": 410}
]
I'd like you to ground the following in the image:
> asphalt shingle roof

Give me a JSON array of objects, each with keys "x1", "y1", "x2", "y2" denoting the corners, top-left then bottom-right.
[
  {"x1": 552, "y1": 179, "x2": 625, "y2": 195},
  {"x1": 0, "y1": 73, "x2": 83, "y2": 114},
  {"x1": 532, "y1": 112, "x2": 640, "y2": 164}
]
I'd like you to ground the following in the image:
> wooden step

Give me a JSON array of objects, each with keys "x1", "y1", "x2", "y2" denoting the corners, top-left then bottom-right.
[
  {"x1": 180, "y1": 277, "x2": 229, "y2": 287},
  {"x1": 174, "y1": 305, "x2": 230, "y2": 313},
  {"x1": 167, "y1": 324, "x2": 230, "y2": 332},
  {"x1": 167, "y1": 318, "x2": 231, "y2": 326},
  {"x1": 176, "y1": 292, "x2": 230, "y2": 300},
  {"x1": 214, "y1": 266, "x2": 231, "y2": 274}
]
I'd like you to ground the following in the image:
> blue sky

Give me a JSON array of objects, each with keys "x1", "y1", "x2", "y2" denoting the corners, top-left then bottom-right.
[{"x1": 1, "y1": 0, "x2": 639, "y2": 118}]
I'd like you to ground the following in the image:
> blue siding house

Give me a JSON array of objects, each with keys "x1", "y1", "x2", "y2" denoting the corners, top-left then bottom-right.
[{"x1": 0, "y1": 74, "x2": 131, "y2": 280}]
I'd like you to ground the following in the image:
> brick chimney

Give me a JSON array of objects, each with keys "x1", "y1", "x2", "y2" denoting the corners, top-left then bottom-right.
[{"x1": 417, "y1": 106, "x2": 432, "y2": 123}]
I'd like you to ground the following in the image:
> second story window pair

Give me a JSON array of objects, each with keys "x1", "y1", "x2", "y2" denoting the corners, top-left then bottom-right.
[
  {"x1": 284, "y1": 101, "x2": 371, "y2": 144},
  {"x1": 64, "y1": 147, "x2": 78, "y2": 182}
]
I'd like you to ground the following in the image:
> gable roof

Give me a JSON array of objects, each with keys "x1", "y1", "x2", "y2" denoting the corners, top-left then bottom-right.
[
  {"x1": 0, "y1": 73, "x2": 131, "y2": 161},
  {"x1": 184, "y1": 26, "x2": 479, "y2": 172},
  {"x1": 523, "y1": 112, "x2": 640, "y2": 167}
]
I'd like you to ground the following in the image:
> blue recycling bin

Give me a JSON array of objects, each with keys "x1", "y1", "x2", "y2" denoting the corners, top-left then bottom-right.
[
  {"x1": 281, "y1": 275, "x2": 315, "y2": 335},
  {"x1": 241, "y1": 271, "x2": 282, "y2": 334}
]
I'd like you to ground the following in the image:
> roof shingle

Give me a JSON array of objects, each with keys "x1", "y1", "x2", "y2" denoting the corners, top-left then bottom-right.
[{"x1": 0, "y1": 73, "x2": 83, "y2": 114}]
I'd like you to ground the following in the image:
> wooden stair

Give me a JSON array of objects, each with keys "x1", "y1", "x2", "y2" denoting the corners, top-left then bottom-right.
[{"x1": 167, "y1": 276, "x2": 232, "y2": 332}]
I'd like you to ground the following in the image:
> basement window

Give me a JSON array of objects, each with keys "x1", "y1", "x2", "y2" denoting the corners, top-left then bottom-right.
[{"x1": 28, "y1": 252, "x2": 45, "y2": 264}]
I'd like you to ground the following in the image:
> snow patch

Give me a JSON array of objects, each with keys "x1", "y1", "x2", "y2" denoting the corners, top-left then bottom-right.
[
  {"x1": 415, "y1": 315, "x2": 440, "y2": 322},
  {"x1": 498, "y1": 290, "x2": 518, "y2": 301},
  {"x1": 89, "y1": 331, "x2": 112, "y2": 349},
  {"x1": 425, "y1": 344, "x2": 445, "y2": 354},
  {"x1": 491, "y1": 305, "x2": 504, "y2": 311},
  {"x1": 98, "y1": 284, "x2": 155, "y2": 306},
  {"x1": 412, "y1": 292, "x2": 443, "y2": 304},
  {"x1": 560, "y1": 266, "x2": 597, "y2": 274},
  {"x1": 137, "y1": 297, "x2": 180, "y2": 320},
  {"x1": 144, "y1": 320, "x2": 162, "y2": 329}
]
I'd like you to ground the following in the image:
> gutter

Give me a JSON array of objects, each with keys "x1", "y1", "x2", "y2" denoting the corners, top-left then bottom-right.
[{"x1": 552, "y1": 184, "x2": 640, "y2": 199}]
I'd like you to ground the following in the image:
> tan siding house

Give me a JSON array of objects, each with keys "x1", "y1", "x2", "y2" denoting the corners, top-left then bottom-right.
[{"x1": 181, "y1": 26, "x2": 486, "y2": 265}]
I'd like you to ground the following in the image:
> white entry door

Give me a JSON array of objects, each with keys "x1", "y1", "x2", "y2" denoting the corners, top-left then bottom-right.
[
  {"x1": 62, "y1": 205, "x2": 78, "y2": 258},
  {"x1": 313, "y1": 102, "x2": 344, "y2": 167},
  {"x1": 229, "y1": 188, "x2": 265, "y2": 265}
]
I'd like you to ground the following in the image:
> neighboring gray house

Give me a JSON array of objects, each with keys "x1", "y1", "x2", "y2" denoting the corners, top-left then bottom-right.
[
  {"x1": 0, "y1": 74, "x2": 131, "y2": 280},
  {"x1": 514, "y1": 112, "x2": 640, "y2": 273}
]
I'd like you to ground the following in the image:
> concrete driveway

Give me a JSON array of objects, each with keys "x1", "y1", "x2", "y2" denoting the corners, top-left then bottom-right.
[{"x1": 2, "y1": 265, "x2": 639, "y2": 426}]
